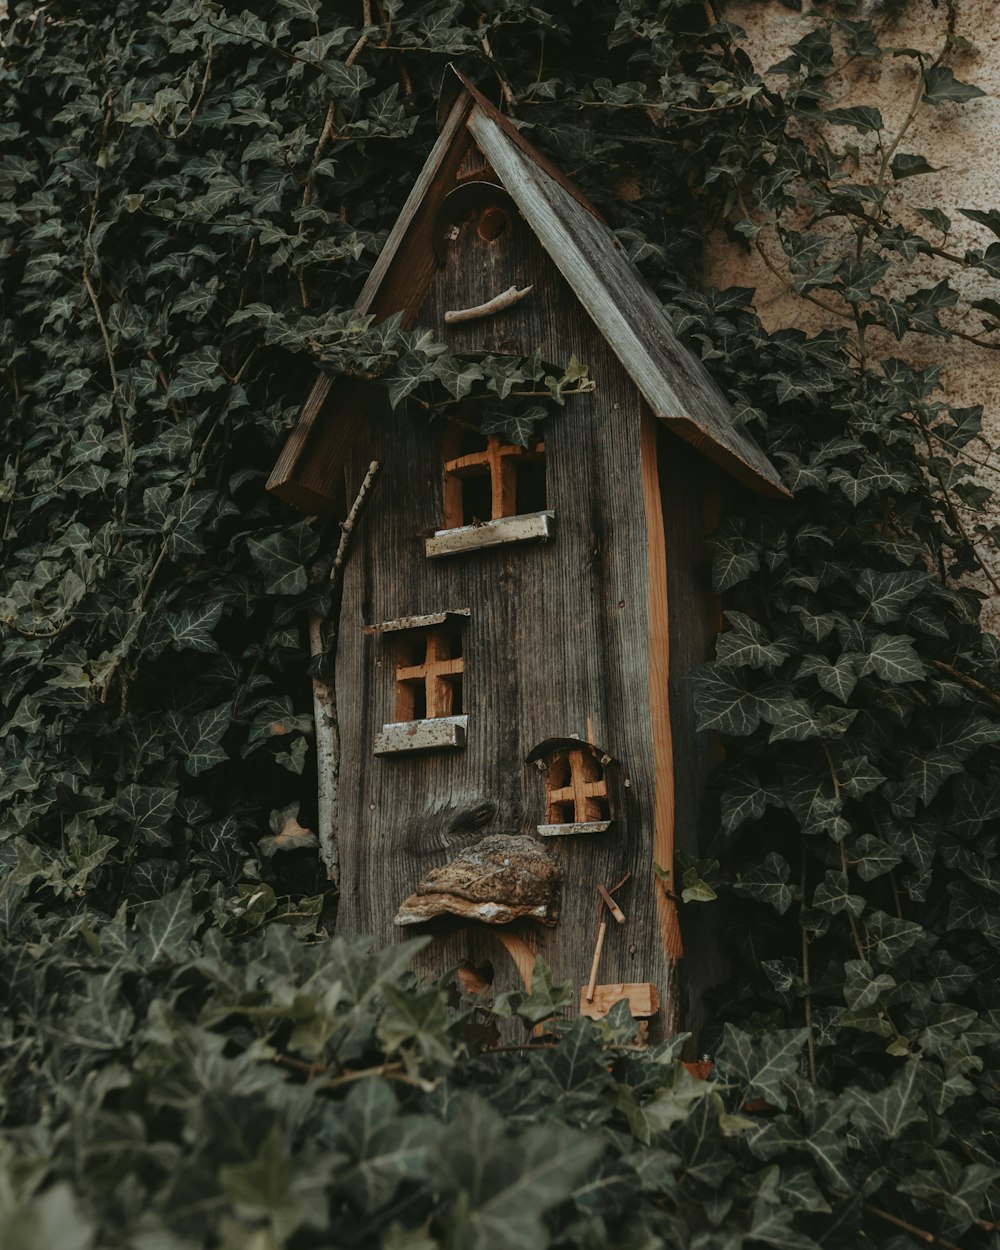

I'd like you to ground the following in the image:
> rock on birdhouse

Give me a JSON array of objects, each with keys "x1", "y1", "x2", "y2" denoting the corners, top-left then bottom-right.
[{"x1": 394, "y1": 835, "x2": 562, "y2": 927}]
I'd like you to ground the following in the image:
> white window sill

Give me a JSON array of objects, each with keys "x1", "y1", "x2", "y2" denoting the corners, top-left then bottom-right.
[
  {"x1": 537, "y1": 820, "x2": 612, "y2": 837},
  {"x1": 374, "y1": 715, "x2": 468, "y2": 755},
  {"x1": 425, "y1": 510, "x2": 554, "y2": 558}
]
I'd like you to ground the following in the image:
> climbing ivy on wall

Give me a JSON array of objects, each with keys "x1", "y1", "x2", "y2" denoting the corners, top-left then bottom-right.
[{"x1": 2, "y1": 1, "x2": 1000, "y2": 1247}]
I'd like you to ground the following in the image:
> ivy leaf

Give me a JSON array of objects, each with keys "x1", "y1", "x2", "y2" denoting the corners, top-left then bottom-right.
[
  {"x1": 328, "y1": 1080, "x2": 442, "y2": 1213},
  {"x1": 733, "y1": 853, "x2": 793, "y2": 915},
  {"x1": 0, "y1": 1182, "x2": 97, "y2": 1250},
  {"x1": 716, "y1": 611, "x2": 790, "y2": 671},
  {"x1": 434, "y1": 356, "x2": 485, "y2": 401},
  {"x1": 432, "y1": 1097, "x2": 601, "y2": 1250},
  {"x1": 681, "y1": 866, "x2": 718, "y2": 903},
  {"x1": 494, "y1": 958, "x2": 573, "y2": 1025},
  {"x1": 843, "y1": 961, "x2": 895, "y2": 1012},
  {"x1": 848, "y1": 834, "x2": 902, "y2": 880},
  {"x1": 961, "y1": 207, "x2": 1000, "y2": 238},
  {"x1": 377, "y1": 985, "x2": 454, "y2": 1067},
  {"x1": 916, "y1": 205, "x2": 951, "y2": 234},
  {"x1": 797, "y1": 655, "x2": 857, "y2": 702},
  {"x1": 219, "y1": 1125, "x2": 309, "y2": 1240},
  {"x1": 133, "y1": 882, "x2": 196, "y2": 964},
  {"x1": 721, "y1": 773, "x2": 783, "y2": 834},
  {"x1": 813, "y1": 871, "x2": 865, "y2": 918},
  {"x1": 164, "y1": 703, "x2": 233, "y2": 775},
  {"x1": 862, "y1": 633, "x2": 924, "y2": 683},
  {"x1": 693, "y1": 669, "x2": 761, "y2": 736},
  {"x1": 711, "y1": 529, "x2": 760, "y2": 592},
  {"x1": 167, "y1": 490, "x2": 216, "y2": 558},
  {"x1": 116, "y1": 784, "x2": 178, "y2": 848},
  {"x1": 748, "y1": 1198, "x2": 823, "y2": 1250},
  {"x1": 863, "y1": 909, "x2": 926, "y2": 965},
  {"x1": 164, "y1": 347, "x2": 226, "y2": 401},
  {"x1": 922, "y1": 65, "x2": 986, "y2": 105},
  {"x1": 247, "y1": 522, "x2": 319, "y2": 595},
  {"x1": 857, "y1": 569, "x2": 930, "y2": 624},
  {"x1": 849, "y1": 1060, "x2": 926, "y2": 1139},
  {"x1": 715, "y1": 1024, "x2": 809, "y2": 1111},
  {"x1": 480, "y1": 405, "x2": 546, "y2": 448},
  {"x1": 823, "y1": 105, "x2": 883, "y2": 132},
  {"x1": 385, "y1": 353, "x2": 437, "y2": 409},
  {"x1": 164, "y1": 599, "x2": 223, "y2": 652},
  {"x1": 760, "y1": 696, "x2": 822, "y2": 743},
  {"x1": 890, "y1": 153, "x2": 936, "y2": 179}
]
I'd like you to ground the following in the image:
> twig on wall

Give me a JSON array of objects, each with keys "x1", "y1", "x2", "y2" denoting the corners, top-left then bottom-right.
[
  {"x1": 311, "y1": 459, "x2": 381, "y2": 879},
  {"x1": 444, "y1": 284, "x2": 533, "y2": 324}
]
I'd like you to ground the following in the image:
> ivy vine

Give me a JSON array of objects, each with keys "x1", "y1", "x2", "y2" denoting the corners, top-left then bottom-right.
[{"x1": 1, "y1": 2, "x2": 999, "y2": 1248}]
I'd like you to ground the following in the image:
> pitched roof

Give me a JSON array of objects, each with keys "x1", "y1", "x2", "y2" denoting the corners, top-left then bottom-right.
[{"x1": 268, "y1": 69, "x2": 789, "y2": 508}]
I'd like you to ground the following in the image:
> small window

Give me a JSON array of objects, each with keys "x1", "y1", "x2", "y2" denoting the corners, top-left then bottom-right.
[
  {"x1": 365, "y1": 611, "x2": 469, "y2": 755},
  {"x1": 394, "y1": 623, "x2": 464, "y2": 721},
  {"x1": 546, "y1": 748, "x2": 609, "y2": 824},
  {"x1": 426, "y1": 427, "x2": 553, "y2": 558},
  {"x1": 442, "y1": 430, "x2": 546, "y2": 529},
  {"x1": 528, "y1": 739, "x2": 616, "y2": 837}
]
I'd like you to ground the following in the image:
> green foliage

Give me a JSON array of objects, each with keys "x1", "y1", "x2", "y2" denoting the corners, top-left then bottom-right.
[{"x1": 2, "y1": 1, "x2": 1000, "y2": 1248}]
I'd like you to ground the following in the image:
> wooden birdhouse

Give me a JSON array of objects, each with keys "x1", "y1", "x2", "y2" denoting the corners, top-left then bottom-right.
[{"x1": 269, "y1": 70, "x2": 788, "y2": 1037}]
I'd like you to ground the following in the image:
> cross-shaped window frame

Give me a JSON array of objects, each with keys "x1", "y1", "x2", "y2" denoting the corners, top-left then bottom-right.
[
  {"x1": 394, "y1": 624, "x2": 464, "y2": 721},
  {"x1": 442, "y1": 429, "x2": 546, "y2": 530},
  {"x1": 365, "y1": 611, "x2": 471, "y2": 755},
  {"x1": 545, "y1": 747, "x2": 610, "y2": 825}
]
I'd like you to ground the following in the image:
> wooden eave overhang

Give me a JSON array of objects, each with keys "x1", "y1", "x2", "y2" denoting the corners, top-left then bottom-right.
[{"x1": 267, "y1": 69, "x2": 789, "y2": 509}]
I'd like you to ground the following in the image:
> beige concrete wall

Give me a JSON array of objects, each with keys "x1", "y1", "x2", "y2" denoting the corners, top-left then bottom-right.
[
  {"x1": 711, "y1": 1, "x2": 1000, "y2": 595},
  {"x1": 712, "y1": 1, "x2": 999, "y2": 389}
]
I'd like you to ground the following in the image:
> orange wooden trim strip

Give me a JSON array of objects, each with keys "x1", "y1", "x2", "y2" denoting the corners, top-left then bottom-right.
[{"x1": 639, "y1": 408, "x2": 682, "y2": 964}]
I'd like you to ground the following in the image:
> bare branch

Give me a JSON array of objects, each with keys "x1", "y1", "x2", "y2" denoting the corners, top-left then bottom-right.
[{"x1": 444, "y1": 284, "x2": 533, "y2": 325}]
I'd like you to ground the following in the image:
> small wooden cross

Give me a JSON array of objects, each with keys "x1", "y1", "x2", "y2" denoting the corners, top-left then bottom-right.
[
  {"x1": 396, "y1": 627, "x2": 464, "y2": 720},
  {"x1": 546, "y1": 748, "x2": 609, "y2": 823},
  {"x1": 444, "y1": 435, "x2": 544, "y2": 527}
]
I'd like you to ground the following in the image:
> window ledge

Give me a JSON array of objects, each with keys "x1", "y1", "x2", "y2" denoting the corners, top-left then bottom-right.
[
  {"x1": 537, "y1": 820, "x2": 612, "y2": 837},
  {"x1": 362, "y1": 609, "x2": 470, "y2": 636},
  {"x1": 374, "y1": 715, "x2": 467, "y2": 755},
  {"x1": 425, "y1": 510, "x2": 554, "y2": 558}
]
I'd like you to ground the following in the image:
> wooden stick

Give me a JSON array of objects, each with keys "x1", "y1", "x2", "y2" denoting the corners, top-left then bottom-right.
[
  {"x1": 312, "y1": 461, "x2": 381, "y2": 879},
  {"x1": 329, "y1": 460, "x2": 381, "y2": 586},
  {"x1": 585, "y1": 873, "x2": 630, "y2": 1002},
  {"x1": 444, "y1": 284, "x2": 533, "y2": 325},
  {"x1": 585, "y1": 913, "x2": 608, "y2": 1004},
  {"x1": 865, "y1": 1205, "x2": 963, "y2": 1250},
  {"x1": 597, "y1": 882, "x2": 626, "y2": 924}
]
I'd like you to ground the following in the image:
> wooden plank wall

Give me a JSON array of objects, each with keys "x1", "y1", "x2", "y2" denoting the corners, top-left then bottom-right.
[{"x1": 333, "y1": 185, "x2": 679, "y2": 1028}]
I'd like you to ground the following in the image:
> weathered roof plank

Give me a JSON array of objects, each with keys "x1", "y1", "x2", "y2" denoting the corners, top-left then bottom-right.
[
  {"x1": 465, "y1": 103, "x2": 787, "y2": 498},
  {"x1": 268, "y1": 70, "x2": 789, "y2": 506}
]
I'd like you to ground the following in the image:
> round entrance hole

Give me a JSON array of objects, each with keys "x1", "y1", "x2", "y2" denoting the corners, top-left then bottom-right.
[{"x1": 477, "y1": 205, "x2": 509, "y2": 242}]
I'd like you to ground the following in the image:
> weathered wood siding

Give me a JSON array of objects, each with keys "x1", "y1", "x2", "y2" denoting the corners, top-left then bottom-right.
[{"x1": 334, "y1": 180, "x2": 680, "y2": 1027}]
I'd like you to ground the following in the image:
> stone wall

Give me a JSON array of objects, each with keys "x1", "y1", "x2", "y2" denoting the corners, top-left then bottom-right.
[
  {"x1": 711, "y1": 0, "x2": 998, "y2": 406},
  {"x1": 710, "y1": 1, "x2": 1000, "y2": 602}
]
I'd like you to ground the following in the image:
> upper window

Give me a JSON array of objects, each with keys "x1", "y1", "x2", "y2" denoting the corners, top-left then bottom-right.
[
  {"x1": 425, "y1": 427, "x2": 552, "y2": 558},
  {"x1": 442, "y1": 429, "x2": 546, "y2": 529}
]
